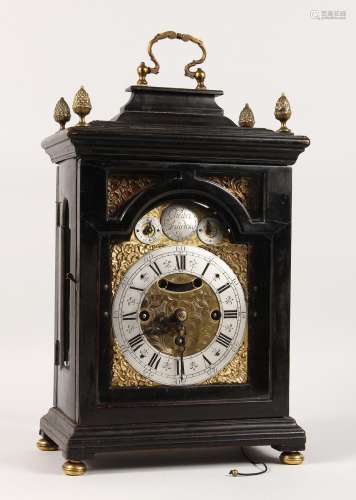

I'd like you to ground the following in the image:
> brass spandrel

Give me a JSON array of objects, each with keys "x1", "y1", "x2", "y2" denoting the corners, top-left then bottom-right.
[
  {"x1": 204, "y1": 337, "x2": 247, "y2": 385},
  {"x1": 204, "y1": 243, "x2": 248, "y2": 293},
  {"x1": 107, "y1": 176, "x2": 155, "y2": 217},
  {"x1": 112, "y1": 338, "x2": 155, "y2": 387},
  {"x1": 207, "y1": 175, "x2": 262, "y2": 220},
  {"x1": 208, "y1": 176, "x2": 250, "y2": 206}
]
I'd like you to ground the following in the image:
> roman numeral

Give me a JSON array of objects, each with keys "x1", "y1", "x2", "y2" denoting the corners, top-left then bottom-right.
[
  {"x1": 149, "y1": 262, "x2": 162, "y2": 276},
  {"x1": 148, "y1": 352, "x2": 161, "y2": 369},
  {"x1": 175, "y1": 254, "x2": 186, "y2": 270},
  {"x1": 217, "y1": 283, "x2": 231, "y2": 294},
  {"x1": 216, "y1": 332, "x2": 232, "y2": 348},
  {"x1": 128, "y1": 334, "x2": 144, "y2": 351},
  {"x1": 202, "y1": 262, "x2": 210, "y2": 276},
  {"x1": 176, "y1": 358, "x2": 185, "y2": 375},
  {"x1": 224, "y1": 309, "x2": 238, "y2": 318},
  {"x1": 202, "y1": 354, "x2": 212, "y2": 366},
  {"x1": 122, "y1": 311, "x2": 137, "y2": 321},
  {"x1": 129, "y1": 286, "x2": 144, "y2": 292}
]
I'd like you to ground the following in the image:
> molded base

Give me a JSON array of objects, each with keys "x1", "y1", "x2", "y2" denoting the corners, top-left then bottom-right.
[{"x1": 39, "y1": 407, "x2": 306, "y2": 462}]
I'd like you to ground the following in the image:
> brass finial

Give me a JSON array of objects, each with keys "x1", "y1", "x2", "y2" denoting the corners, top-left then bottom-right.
[
  {"x1": 137, "y1": 62, "x2": 150, "y2": 85},
  {"x1": 274, "y1": 93, "x2": 292, "y2": 133},
  {"x1": 194, "y1": 68, "x2": 206, "y2": 90},
  {"x1": 239, "y1": 103, "x2": 255, "y2": 128},
  {"x1": 72, "y1": 86, "x2": 92, "y2": 126},
  {"x1": 53, "y1": 97, "x2": 71, "y2": 130}
]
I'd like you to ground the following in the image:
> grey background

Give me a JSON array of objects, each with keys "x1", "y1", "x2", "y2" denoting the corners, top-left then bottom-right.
[{"x1": 1, "y1": 0, "x2": 355, "y2": 497}]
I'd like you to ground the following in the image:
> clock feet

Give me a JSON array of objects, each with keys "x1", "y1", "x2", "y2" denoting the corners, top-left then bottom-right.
[
  {"x1": 279, "y1": 451, "x2": 304, "y2": 465},
  {"x1": 36, "y1": 436, "x2": 58, "y2": 451},
  {"x1": 63, "y1": 460, "x2": 87, "y2": 476}
]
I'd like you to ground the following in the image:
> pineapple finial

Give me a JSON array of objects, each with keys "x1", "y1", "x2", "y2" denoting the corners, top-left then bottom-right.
[
  {"x1": 274, "y1": 93, "x2": 292, "y2": 133},
  {"x1": 239, "y1": 103, "x2": 255, "y2": 128},
  {"x1": 53, "y1": 97, "x2": 71, "y2": 130},
  {"x1": 72, "y1": 86, "x2": 92, "y2": 126}
]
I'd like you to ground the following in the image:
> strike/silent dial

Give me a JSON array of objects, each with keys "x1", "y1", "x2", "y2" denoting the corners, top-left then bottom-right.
[
  {"x1": 135, "y1": 216, "x2": 162, "y2": 244},
  {"x1": 197, "y1": 217, "x2": 223, "y2": 245}
]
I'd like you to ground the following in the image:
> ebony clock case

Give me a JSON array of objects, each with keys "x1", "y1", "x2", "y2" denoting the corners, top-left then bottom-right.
[{"x1": 40, "y1": 86, "x2": 310, "y2": 461}]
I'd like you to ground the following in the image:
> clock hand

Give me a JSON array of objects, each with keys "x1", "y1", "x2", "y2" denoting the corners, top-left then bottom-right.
[
  {"x1": 174, "y1": 324, "x2": 186, "y2": 381},
  {"x1": 142, "y1": 309, "x2": 188, "y2": 338}
]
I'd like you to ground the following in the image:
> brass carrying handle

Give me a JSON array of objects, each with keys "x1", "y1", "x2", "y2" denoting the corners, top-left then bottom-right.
[{"x1": 137, "y1": 31, "x2": 207, "y2": 90}]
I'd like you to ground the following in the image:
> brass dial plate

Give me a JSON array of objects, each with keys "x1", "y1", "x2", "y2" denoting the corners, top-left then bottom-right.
[{"x1": 111, "y1": 202, "x2": 249, "y2": 387}]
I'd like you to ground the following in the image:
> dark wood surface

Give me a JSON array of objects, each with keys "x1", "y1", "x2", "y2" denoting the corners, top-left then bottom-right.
[
  {"x1": 41, "y1": 407, "x2": 305, "y2": 460},
  {"x1": 40, "y1": 85, "x2": 309, "y2": 463}
]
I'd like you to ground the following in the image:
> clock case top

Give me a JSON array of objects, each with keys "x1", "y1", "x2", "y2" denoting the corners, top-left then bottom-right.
[
  {"x1": 41, "y1": 85, "x2": 309, "y2": 459},
  {"x1": 44, "y1": 85, "x2": 309, "y2": 167}
]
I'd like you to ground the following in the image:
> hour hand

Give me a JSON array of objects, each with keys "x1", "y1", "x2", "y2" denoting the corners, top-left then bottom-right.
[{"x1": 141, "y1": 308, "x2": 188, "y2": 338}]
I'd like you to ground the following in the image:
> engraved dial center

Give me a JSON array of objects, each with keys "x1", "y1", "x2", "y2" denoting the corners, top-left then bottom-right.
[{"x1": 140, "y1": 273, "x2": 220, "y2": 357}]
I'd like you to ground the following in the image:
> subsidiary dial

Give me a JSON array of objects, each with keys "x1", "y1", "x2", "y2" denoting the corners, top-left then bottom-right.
[
  {"x1": 161, "y1": 205, "x2": 198, "y2": 241},
  {"x1": 197, "y1": 217, "x2": 223, "y2": 245},
  {"x1": 135, "y1": 216, "x2": 162, "y2": 244}
]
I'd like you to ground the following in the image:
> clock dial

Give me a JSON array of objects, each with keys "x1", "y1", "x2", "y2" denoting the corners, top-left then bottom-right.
[{"x1": 112, "y1": 245, "x2": 247, "y2": 386}]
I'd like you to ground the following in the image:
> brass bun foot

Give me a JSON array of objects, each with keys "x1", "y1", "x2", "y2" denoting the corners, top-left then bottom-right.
[
  {"x1": 63, "y1": 460, "x2": 87, "y2": 476},
  {"x1": 36, "y1": 437, "x2": 58, "y2": 451},
  {"x1": 279, "y1": 451, "x2": 304, "y2": 465}
]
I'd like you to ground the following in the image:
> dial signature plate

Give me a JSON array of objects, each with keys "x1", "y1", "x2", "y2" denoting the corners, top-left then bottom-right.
[{"x1": 161, "y1": 205, "x2": 198, "y2": 241}]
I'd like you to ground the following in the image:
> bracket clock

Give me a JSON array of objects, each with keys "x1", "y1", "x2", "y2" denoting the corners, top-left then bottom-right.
[{"x1": 38, "y1": 31, "x2": 310, "y2": 475}]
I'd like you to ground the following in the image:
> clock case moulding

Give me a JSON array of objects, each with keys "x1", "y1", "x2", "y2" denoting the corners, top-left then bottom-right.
[{"x1": 40, "y1": 85, "x2": 310, "y2": 462}]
